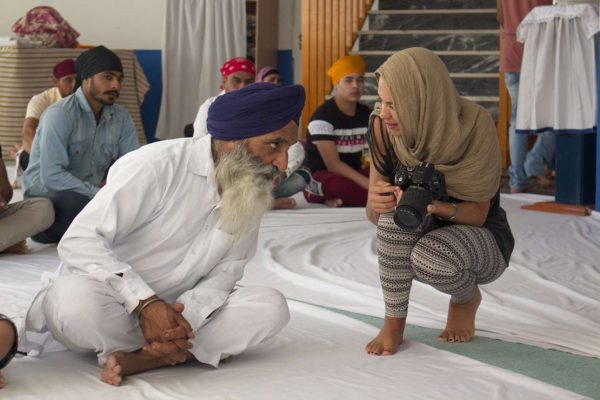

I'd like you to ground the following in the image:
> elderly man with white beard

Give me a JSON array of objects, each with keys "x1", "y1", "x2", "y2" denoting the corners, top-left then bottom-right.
[{"x1": 22, "y1": 83, "x2": 306, "y2": 386}]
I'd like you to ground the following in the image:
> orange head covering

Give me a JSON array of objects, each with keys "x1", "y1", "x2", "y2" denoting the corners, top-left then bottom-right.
[
  {"x1": 327, "y1": 56, "x2": 366, "y2": 86},
  {"x1": 327, "y1": 55, "x2": 366, "y2": 86}
]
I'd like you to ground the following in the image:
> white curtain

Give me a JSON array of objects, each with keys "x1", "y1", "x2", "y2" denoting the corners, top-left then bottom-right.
[{"x1": 156, "y1": 0, "x2": 246, "y2": 140}]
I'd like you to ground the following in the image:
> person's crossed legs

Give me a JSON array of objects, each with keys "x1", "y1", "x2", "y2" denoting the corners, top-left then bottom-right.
[{"x1": 42, "y1": 275, "x2": 290, "y2": 385}]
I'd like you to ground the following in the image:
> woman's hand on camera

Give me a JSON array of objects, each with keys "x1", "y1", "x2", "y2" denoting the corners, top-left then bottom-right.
[
  {"x1": 368, "y1": 180, "x2": 401, "y2": 214},
  {"x1": 427, "y1": 200, "x2": 454, "y2": 219}
]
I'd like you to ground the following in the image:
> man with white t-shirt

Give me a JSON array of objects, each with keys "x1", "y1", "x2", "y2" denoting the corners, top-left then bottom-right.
[{"x1": 18, "y1": 59, "x2": 76, "y2": 171}]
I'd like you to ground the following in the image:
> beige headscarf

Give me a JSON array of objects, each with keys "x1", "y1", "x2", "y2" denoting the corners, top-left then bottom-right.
[{"x1": 374, "y1": 48, "x2": 501, "y2": 202}]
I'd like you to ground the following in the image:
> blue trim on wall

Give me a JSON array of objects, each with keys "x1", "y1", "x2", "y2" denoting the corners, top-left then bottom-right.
[
  {"x1": 555, "y1": 133, "x2": 596, "y2": 205},
  {"x1": 277, "y1": 49, "x2": 294, "y2": 86},
  {"x1": 596, "y1": 33, "x2": 600, "y2": 211},
  {"x1": 134, "y1": 49, "x2": 162, "y2": 143},
  {"x1": 516, "y1": 127, "x2": 597, "y2": 135}
]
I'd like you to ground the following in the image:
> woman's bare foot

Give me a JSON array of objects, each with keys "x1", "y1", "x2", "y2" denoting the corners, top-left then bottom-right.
[
  {"x1": 273, "y1": 197, "x2": 296, "y2": 209},
  {"x1": 1, "y1": 240, "x2": 28, "y2": 255},
  {"x1": 438, "y1": 288, "x2": 482, "y2": 343},
  {"x1": 101, "y1": 349, "x2": 195, "y2": 386},
  {"x1": 365, "y1": 316, "x2": 406, "y2": 356},
  {"x1": 325, "y1": 198, "x2": 343, "y2": 208},
  {"x1": 0, "y1": 371, "x2": 5, "y2": 389}
]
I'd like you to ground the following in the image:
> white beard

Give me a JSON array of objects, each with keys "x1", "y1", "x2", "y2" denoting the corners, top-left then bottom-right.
[{"x1": 215, "y1": 143, "x2": 276, "y2": 241}]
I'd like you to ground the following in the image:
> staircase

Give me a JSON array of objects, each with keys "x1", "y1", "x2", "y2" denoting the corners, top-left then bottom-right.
[{"x1": 350, "y1": 0, "x2": 500, "y2": 121}]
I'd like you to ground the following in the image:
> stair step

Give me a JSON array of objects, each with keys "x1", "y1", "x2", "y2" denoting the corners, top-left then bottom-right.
[
  {"x1": 378, "y1": 0, "x2": 496, "y2": 10},
  {"x1": 355, "y1": 95, "x2": 499, "y2": 121},
  {"x1": 369, "y1": 10, "x2": 498, "y2": 31},
  {"x1": 354, "y1": 50, "x2": 499, "y2": 56},
  {"x1": 358, "y1": 30, "x2": 498, "y2": 51},
  {"x1": 364, "y1": 72, "x2": 499, "y2": 78},
  {"x1": 359, "y1": 29, "x2": 500, "y2": 34},
  {"x1": 358, "y1": 94, "x2": 499, "y2": 102},
  {"x1": 370, "y1": 9, "x2": 496, "y2": 15},
  {"x1": 363, "y1": 75, "x2": 499, "y2": 97},
  {"x1": 354, "y1": 52, "x2": 499, "y2": 74}
]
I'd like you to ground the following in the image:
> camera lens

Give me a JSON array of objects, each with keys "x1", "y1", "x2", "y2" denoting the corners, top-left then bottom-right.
[
  {"x1": 393, "y1": 206, "x2": 422, "y2": 229},
  {"x1": 393, "y1": 186, "x2": 433, "y2": 230}
]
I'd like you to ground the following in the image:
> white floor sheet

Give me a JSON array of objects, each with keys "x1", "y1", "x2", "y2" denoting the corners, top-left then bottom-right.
[
  {"x1": 0, "y1": 297, "x2": 590, "y2": 399},
  {"x1": 240, "y1": 193, "x2": 600, "y2": 358},
  {"x1": 0, "y1": 184, "x2": 596, "y2": 398}
]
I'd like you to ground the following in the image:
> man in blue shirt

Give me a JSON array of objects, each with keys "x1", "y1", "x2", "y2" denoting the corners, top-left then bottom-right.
[{"x1": 22, "y1": 46, "x2": 139, "y2": 243}]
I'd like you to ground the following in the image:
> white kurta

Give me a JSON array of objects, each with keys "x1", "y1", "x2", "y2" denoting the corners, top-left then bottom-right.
[
  {"x1": 192, "y1": 92, "x2": 223, "y2": 138},
  {"x1": 24, "y1": 135, "x2": 290, "y2": 366}
]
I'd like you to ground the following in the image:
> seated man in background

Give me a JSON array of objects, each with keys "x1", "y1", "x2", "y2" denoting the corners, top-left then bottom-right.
[
  {"x1": 192, "y1": 57, "x2": 256, "y2": 138},
  {"x1": 303, "y1": 55, "x2": 371, "y2": 207},
  {"x1": 18, "y1": 58, "x2": 77, "y2": 172},
  {"x1": 24, "y1": 83, "x2": 305, "y2": 386},
  {"x1": 0, "y1": 150, "x2": 53, "y2": 254},
  {"x1": 22, "y1": 46, "x2": 139, "y2": 244}
]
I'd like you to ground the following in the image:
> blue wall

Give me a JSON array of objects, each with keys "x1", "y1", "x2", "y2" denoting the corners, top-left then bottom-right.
[
  {"x1": 596, "y1": 34, "x2": 600, "y2": 211},
  {"x1": 135, "y1": 50, "x2": 162, "y2": 143},
  {"x1": 277, "y1": 49, "x2": 294, "y2": 86}
]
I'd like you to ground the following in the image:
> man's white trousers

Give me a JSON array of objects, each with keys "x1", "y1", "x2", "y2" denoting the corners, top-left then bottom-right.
[{"x1": 41, "y1": 275, "x2": 290, "y2": 367}]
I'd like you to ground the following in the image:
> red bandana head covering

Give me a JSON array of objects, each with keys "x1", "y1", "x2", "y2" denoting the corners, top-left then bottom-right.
[
  {"x1": 220, "y1": 57, "x2": 256, "y2": 78},
  {"x1": 53, "y1": 59, "x2": 75, "y2": 79},
  {"x1": 12, "y1": 6, "x2": 79, "y2": 48}
]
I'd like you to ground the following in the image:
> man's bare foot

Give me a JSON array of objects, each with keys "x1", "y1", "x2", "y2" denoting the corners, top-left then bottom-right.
[
  {"x1": 1, "y1": 240, "x2": 28, "y2": 255},
  {"x1": 101, "y1": 349, "x2": 195, "y2": 386},
  {"x1": 365, "y1": 316, "x2": 406, "y2": 356},
  {"x1": 325, "y1": 198, "x2": 343, "y2": 208},
  {"x1": 101, "y1": 354, "x2": 124, "y2": 386},
  {"x1": 0, "y1": 371, "x2": 5, "y2": 389},
  {"x1": 273, "y1": 197, "x2": 296, "y2": 209},
  {"x1": 438, "y1": 287, "x2": 481, "y2": 343}
]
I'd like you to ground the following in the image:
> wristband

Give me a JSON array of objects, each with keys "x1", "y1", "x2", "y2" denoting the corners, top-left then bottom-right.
[
  {"x1": 437, "y1": 202, "x2": 458, "y2": 222},
  {"x1": 137, "y1": 298, "x2": 162, "y2": 318}
]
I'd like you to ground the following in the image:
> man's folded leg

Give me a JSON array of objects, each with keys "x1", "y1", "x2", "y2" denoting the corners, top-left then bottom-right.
[
  {"x1": 42, "y1": 274, "x2": 146, "y2": 365},
  {"x1": 188, "y1": 286, "x2": 290, "y2": 367}
]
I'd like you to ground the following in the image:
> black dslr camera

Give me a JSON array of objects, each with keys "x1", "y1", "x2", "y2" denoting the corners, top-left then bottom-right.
[{"x1": 393, "y1": 162, "x2": 448, "y2": 230}]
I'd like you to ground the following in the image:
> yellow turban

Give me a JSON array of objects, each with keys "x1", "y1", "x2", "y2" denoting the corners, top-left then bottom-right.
[{"x1": 327, "y1": 55, "x2": 366, "y2": 86}]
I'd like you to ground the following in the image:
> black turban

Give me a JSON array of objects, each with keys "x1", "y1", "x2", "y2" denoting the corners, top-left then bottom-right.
[
  {"x1": 74, "y1": 45, "x2": 123, "y2": 88},
  {"x1": 207, "y1": 83, "x2": 306, "y2": 140}
]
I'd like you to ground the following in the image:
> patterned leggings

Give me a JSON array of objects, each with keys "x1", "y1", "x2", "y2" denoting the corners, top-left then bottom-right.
[{"x1": 377, "y1": 213, "x2": 507, "y2": 318}]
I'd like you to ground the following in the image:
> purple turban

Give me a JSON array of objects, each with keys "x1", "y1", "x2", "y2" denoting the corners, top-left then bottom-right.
[
  {"x1": 53, "y1": 59, "x2": 75, "y2": 79},
  {"x1": 207, "y1": 83, "x2": 305, "y2": 141}
]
